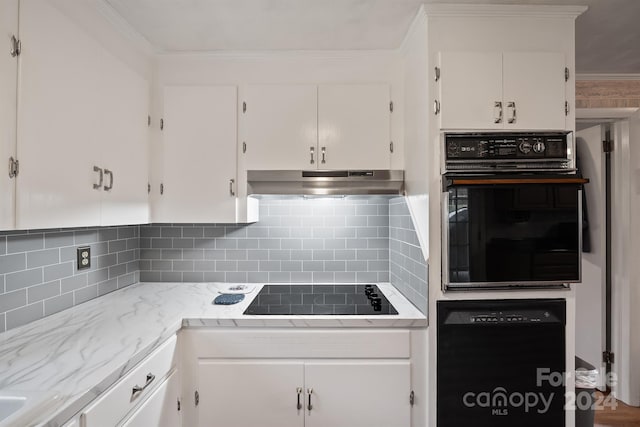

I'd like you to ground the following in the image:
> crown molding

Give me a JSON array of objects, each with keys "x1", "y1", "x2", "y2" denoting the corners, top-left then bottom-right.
[
  {"x1": 576, "y1": 73, "x2": 640, "y2": 81},
  {"x1": 423, "y1": 4, "x2": 587, "y2": 19}
]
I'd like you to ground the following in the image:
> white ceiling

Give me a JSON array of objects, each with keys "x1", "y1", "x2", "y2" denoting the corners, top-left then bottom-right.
[{"x1": 104, "y1": 0, "x2": 640, "y2": 74}]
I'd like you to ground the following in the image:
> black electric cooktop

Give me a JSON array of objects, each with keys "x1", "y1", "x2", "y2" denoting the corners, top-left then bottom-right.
[{"x1": 243, "y1": 284, "x2": 398, "y2": 315}]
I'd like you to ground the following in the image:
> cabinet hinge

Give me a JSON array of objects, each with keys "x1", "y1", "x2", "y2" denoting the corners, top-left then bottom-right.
[
  {"x1": 390, "y1": 141, "x2": 394, "y2": 153},
  {"x1": 435, "y1": 66, "x2": 441, "y2": 82},
  {"x1": 603, "y1": 350, "x2": 615, "y2": 364},
  {"x1": 147, "y1": 183, "x2": 151, "y2": 194},
  {"x1": 242, "y1": 141, "x2": 247, "y2": 153},
  {"x1": 10, "y1": 35, "x2": 21, "y2": 57},
  {"x1": 160, "y1": 118, "x2": 164, "y2": 130},
  {"x1": 565, "y1": 101, "x2": 570, "y2": 116},
  {"x1": 242, "y1": 102, "x2": 247, "y2": 113},
  {"x1": 409, "y1": 391, "x2": 415, "y2": 406},
  {"x1": 389, "y1": 101, "x2": 394, "y2": 113},
  {"x1": 565, "y1": 67, "x2": 570, "y2": 82},
  {"x1": 603, "y1": 138, "x2": 614, "y2": 153},
  {"x1": 195, "y1": 390, "x2": 200, "y2": 406},
  {"x1": 8, "y1": 157, "x2": 19, "y2": 178},
  {"x1": 177, "y1": 398, "x2": 181, "y2": 411}
]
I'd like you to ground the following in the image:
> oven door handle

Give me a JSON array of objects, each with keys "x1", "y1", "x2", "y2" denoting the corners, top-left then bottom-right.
[{"x1": 447, "y1": 177, "x2": 589, "y2": 186}]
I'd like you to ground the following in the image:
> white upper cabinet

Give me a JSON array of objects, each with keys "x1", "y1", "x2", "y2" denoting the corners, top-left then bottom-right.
[
  {"x1": 318, "y1": 84, "x2": 391, "y2": 170},
  {"x1": 502, "y1": 52, "x2": 567, "y2": 130},
  {"x1": 15, "y1": 0, "x2": 149, "y2": 229},
  {"x1": 155, "y1": 85, "x2": 238, "y2": 223},
  {"x1": 242, "y1": 83, "x2": 392, "y2": 171},
  {"x1": 438, "y1": 51, "x2": 567, "y2": 130},
  {"x1": 243, "y1": 85, "x2": 317, "y2": 170},
  {"x1": 439, "y1": 52, "x2": 503, "y2": 130},
  {"x1": 0, "y1": 0, "x2": 18, "y2": 230},
  {"x1": 17, "y1": 0, "x2": 103, "y2": 229}
]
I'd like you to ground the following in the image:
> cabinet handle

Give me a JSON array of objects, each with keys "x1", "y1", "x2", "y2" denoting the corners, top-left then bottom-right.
[
  {"x1": 494, "y1": 101, "x2": 503, "y2": 124},
  {"x1": 103, "y1": 169, "x2": 113, "y2": 191},
  {"x1": 307, "y1": 388, "x2": 313, "y2": 411},
  {"x1": 433, "y1": 100, "x2": 440, "y2": 115},
  {"x1": 10, "y1": 35, "x2": 20, "y2": 57},
  {"x1": 93, "y1": 166, "x2": 103, "y2": 190},
  {"x1": 229, "y1": 179, "x2": 235, "y2": 196},
  {"x1": 310, "y1": 146, "x2": 315, "y2": 165},
  {"x1": 131, "y1": 373, "x2": 156, "y2": 399},
  {"x1": 321, "y1": 147, "x2": 326, "y2": 165},
  {"x1": 507, "y1": 101, "x2": 517, "y2": 124},
  {"x1": 296, "y1": 387, "x2": 303, "y2": 410}
]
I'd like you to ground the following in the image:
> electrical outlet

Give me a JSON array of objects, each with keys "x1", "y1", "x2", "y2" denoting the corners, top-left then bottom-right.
[{"x1": 77, "y1": 246, "x2": 91, "y2": 270}]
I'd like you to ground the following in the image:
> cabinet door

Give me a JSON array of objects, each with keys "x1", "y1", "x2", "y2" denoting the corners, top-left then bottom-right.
[
  {"x1": 98, "y1": 51, "x2": 150, "y2": 226},
  {"x1": 16, "y1": 0, "x2": 103, "y2": 229},
  {"x1": 157, "y1": 85, "x2": 237, "y2": 223},
  {"x1": 196, "y1": 360, "x2": 303, "y2": 427},
  {"x1": 503, "y1": 52, "x2": 566, "y2": 130},
  {"x1": 243, "y1": 85, "x2": 317, "y2": 170},
  {"x1": 439, "y1": 52, "x2": 503, "y2": 130},
  {"x1": 121, "y1": 370, "x2": 181, "y2": 427},
  {"x1": 0, "y1": 0, "x2": 18, "y2": 230},
  {"x1": 318, "y1": 84, "x2": 391, "y2": 170},
  {"x1": 304, "y1": 361, "x2": 411, "y2": 427}
]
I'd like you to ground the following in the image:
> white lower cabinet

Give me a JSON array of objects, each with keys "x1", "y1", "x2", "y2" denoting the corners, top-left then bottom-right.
[
  {"x1": 79, "y1": 335, "x2": 179, "y2": 427},
  {"x1": 182, "y1": 329, "x2": 413, "y2": 427},
  {"x1": 197, "y1": 360, "x2": 303, "y2": 427}
]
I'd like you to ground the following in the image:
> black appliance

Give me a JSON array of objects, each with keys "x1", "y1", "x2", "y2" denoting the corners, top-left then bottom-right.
[
  {"x1": 442, "y1": 132, "x2": 588, "y2": 291},
  {"x1": 437, "y1": 299, "x2": 566, "y2": 427},
  {"x1": 243, "y1": 284, "x2": 398, "y2": 315}
]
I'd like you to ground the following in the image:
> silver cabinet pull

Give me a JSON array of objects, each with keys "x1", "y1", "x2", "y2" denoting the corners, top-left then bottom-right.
[
  {"x1": 310, "y1": 146, "x2": 315, "y2": 165},
  {"x1": 433, "y1": 100, "x2": 440, "y2": 115},
  {"x1": 103, "y1": 169, "x2": 113, "y2": 191},
  {"x1": 494, "y1": 101, "x2": 503, "y2": 124},
  {"x1": 93, "y1": 166, "x2": 103, "y2": 190},
  {"x1": 306, "y1": 388, "x2": 313, "y2": 411},
  {"x1": 131, "y1": 373, "x2": 155, "y2": 399},
  {"x1": 507, "y1": 101, "x2": 517, "y2": 124},
  {"x1": 296, "y1": 387, "x2": 303, "y2": 410},
  {"x1": 321, "y1": 147, "x2": 326, "y2": 164},
  {"x1": 229, "y1": 179, "x2": 235, "y2": 196}
]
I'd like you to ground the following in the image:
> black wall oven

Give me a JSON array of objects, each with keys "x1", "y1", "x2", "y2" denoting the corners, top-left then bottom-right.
[{"x1": 442, "y1": 132, "x2": 588, "y2": 291}]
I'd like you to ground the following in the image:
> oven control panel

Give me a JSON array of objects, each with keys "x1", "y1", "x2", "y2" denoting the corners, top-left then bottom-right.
[{"x1": 443, "y1": 132, "x2": 574, "y2": 172}]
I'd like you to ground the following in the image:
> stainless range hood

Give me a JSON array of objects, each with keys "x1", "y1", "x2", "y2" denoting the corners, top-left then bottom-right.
[{"x1": 247, "y1": 170, "x2": 404, "y2": 196}]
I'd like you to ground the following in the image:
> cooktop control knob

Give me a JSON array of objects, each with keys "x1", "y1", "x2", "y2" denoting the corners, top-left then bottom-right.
[
  {"x1": 533, "y1": 141, "x2": 546, "y2": 154},
  {"x1": 519, "y1": 141, "x2": 532, "y2": 154}
]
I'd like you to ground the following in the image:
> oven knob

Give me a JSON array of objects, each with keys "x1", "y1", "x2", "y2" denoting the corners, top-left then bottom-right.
[
  {"x1": 533, "y1": 141, "x2": 546, "y2": 153},
  {"x1": 519, "y1": 141, "x2": 532, "y2": 154},
  {"x1": 448, "y1": 142, "x2": 460, "y2": 157}
]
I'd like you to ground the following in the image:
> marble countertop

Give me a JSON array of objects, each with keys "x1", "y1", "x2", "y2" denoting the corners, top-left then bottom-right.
[{"x1": 0, "y1": 282, "x2": 426, "y2": 426}]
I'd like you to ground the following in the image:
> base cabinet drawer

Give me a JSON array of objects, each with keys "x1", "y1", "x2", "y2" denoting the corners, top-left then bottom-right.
[
  {"x1": 80, "y1": 335, "x2": 177, "y2": 427},
  {"x1": 121, "y1": 369, "x2": 181, "y2": 427}
]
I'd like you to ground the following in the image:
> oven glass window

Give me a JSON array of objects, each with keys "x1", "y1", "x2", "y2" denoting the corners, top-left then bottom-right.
[{"x1": 447, "y1": 184, "x2": 580, "y2": 284}]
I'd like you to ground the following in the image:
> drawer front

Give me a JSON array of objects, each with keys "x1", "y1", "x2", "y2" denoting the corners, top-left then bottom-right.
[
  {"x1": 185, "y1": 329, "x2": 411, "y2": 358},
  {"x1": 81, "y1": 335, "x2": 177, "y2": 427},
  {"x1": 120, "y1": 369, "x2": 180, "y2": 427}
]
